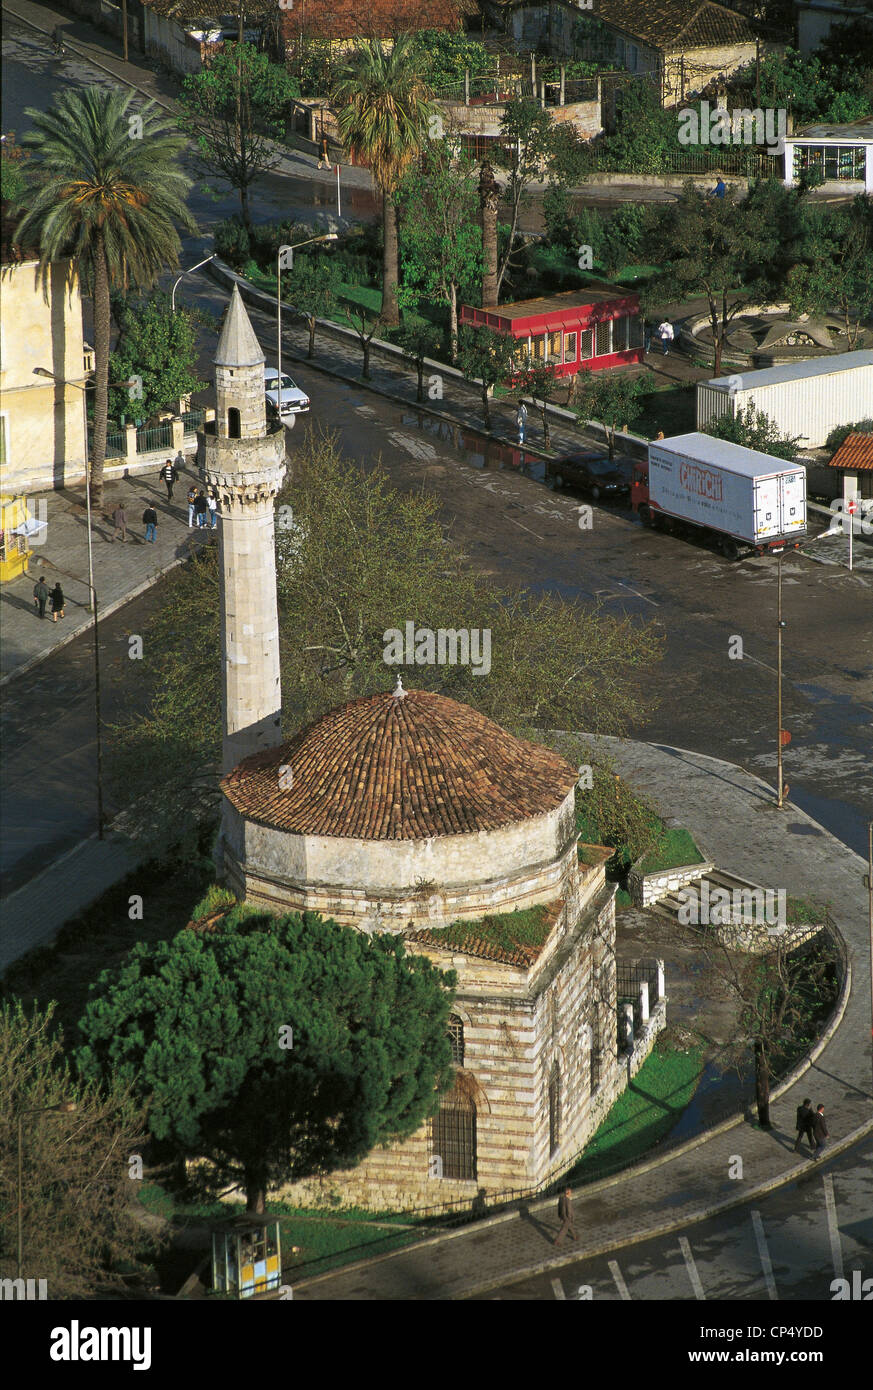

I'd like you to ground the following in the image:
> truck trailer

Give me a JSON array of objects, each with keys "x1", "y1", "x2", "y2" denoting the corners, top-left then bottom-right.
[
  {"x1": 696, "y1": 351, "x2": 873, "y2": 448},
  {"x1": 631, "y1": 433, "x2": 807, "y2": 559}
]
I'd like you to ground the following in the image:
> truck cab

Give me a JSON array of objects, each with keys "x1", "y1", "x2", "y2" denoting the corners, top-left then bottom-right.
[{"x1": 630, "y1": 461, "x2": 649, "y2": 516}]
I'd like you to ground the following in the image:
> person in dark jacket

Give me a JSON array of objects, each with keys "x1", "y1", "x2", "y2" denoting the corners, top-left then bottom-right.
[
  {"x1": 793, "y1": 1097, "x2": 815, "y2": 1152},
  {"x1": 193, "y1": 491, "x2": 209, "y2": 528},
  {"x1": 142, "y1": 505, "x2": 158, "y2": 543},
  {"x1": 553, "y1": 1187, "x2": 578, "y2": 1245},
  {"x1": 49, "y1": 582, "x2": 65, "y2": 622},
  {"x1": 812, "y1": 1104, "x2": 829, "y2": 1160},
  {"x1": 111, "y1": 502, "x2": 127, "y2": 542},
  {"x1": 187, "y1": 483, "x2": 198, "y2": 528},
  {"x1": 159, "y1": 459, "x2": 178, "y2": 501},
  {"x1": 33, "y1": 575, "x2": 49, "y2": 619}
]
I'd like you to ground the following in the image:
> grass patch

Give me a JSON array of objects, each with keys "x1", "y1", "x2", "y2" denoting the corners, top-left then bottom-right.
[
  {"x1": 566, "y1": 1040, "x2": 704, "y2": 1183},
  {"x1": 138, "y1": 1184, "x2": 423, "y2": 1285},
  {"x1": 614, "y1": 888, "x2": 633, "y2": 908},
  {"x1": 637, "y1": 827, "x2": 704, "y2": 875},
  {"x1": 1, "y1": 852, "x2": 215, "y2": 1041},
  {"x1": 634, "y1": 383, "x2": 697, "y2": 439},
  {"x1": 420, "y1": 904, "x2": 554, "y2": 957}
]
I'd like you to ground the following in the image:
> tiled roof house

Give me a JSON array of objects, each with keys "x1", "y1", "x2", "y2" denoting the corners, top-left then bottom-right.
[{"x1": 508, "y1": 0, "x2": 759, "y2": 102}]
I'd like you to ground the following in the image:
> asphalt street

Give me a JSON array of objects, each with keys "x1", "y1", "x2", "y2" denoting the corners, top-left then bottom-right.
[
  {"x1": 2, "y1": 20, "x2": 872, "y2": 867},
  {"x1": 471, "y1": 1137, "x2": 873, "y2": 1301}
]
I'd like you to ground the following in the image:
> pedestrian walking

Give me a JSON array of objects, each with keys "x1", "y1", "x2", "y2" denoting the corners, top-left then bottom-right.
[
  {"x1": 208, "y1": 489, "x2": 218, "y2": 529},
  {"x1": 710, "y1": 176, "x2": 726, "y2": 199},
  {"x1": 187, "y1": 483, "x2": 198, "y2": 529},
  {"x1": 194, "y1": 490, "x2": 209, "y2": 529},
  {"x1": 317, "y1": 133, "x2": 331, "y2": 169},
  {"x1": 793, "y1": 1097, "x2": 816, "y2": 1153},
  {"x1": 553, "y1": 1186, "x2": 578, "y2": 1246},
  {"x1": 32, "y1": 575, "x2": 49, "y2": 619},
  {"x1": 111, "y1": 501, "x2": 128, "y2": 542},
  {"x1": 643, "y1": 320, "x2": 652, "y2": 354},
  {"x1": 812, "y1": 1103, "x2": 829, "y2": 1160},
  {"x1": 174, "y1": 447, "x2": 186, "y2": 475},
  {"x1": 658, "y1": 321, "x2": 674, "y2": 356},
  {"x1": 142, "y1": 505, "x2": 158, "y2": 543},
  {"x1": 517, "y1": 400, "x2": 528, "y2": 445},
  {"x1": 159, "y1": 458, "x2": 178, "y2": 502},
  {"x1": 49, "y1": 581, "x2": 65, "y2": 622}
]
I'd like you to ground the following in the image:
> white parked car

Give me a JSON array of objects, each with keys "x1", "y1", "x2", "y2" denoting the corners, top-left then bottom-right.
[{"x1": 264, "y1": 368, "x2": 310, "y2": 418}]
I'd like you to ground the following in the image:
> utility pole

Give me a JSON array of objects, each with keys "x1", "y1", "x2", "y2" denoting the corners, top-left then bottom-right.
[
  {"x1": 868, "y1": 820, "x2": 873, "y2": 1098},
  {"x1": 121, "y1": 0, "x2": 128, "y2": 62},
  {"x1": 755, "y1": 38, "x2": 761, "y2": 110},
  {"x1": 776, "y1": 554, "x2": 786, "y2": 809}
]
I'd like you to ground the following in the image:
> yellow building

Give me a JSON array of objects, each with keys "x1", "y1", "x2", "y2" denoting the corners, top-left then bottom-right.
[{"x1": 0, "y1": 257, "x2": 91, "y2": 495}]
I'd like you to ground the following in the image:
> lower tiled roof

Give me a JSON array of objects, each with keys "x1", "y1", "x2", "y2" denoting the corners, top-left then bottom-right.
[
  {"x1": 829, "y1": 432, "x2": 873, "y2": 472},
  {"x1": 405, "y1": 900, "x2": 563, "y2": 967}
]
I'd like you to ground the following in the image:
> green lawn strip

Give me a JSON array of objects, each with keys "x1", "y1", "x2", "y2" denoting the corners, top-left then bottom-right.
[
  {"x1": 634, "y1": 384, "x2": 697, "y2": 439},
  {"x1": 138, "y1": 1185, "x2": 424, "y2": 1280},
  {"x1": 419, "y1": 903, "x2": 554, "y2": 956},
  {"x1": 638, "y1": 827, "x2": 704, "y2": 875},
  {"x1": 1, "y1": 857, "x2": 214, "y2": 1040},
  {"x1": 566, "y1": 1043, "x2": 705, "y2": 1184}
]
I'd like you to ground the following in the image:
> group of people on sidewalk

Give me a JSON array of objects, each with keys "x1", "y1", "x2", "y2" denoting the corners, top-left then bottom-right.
[
  {"x1": 31, "y1": 576, "x2": 65, "y2": 621},
  {"x1": 107, "y1": 456, "x2": 218, "y2": 548},
  {"x1": 793, "y1": 1099, "x2": 829, "y2": 1159},
  {"x1": 549, "y1": 1100, "x2": 831, "y2": 1250}
]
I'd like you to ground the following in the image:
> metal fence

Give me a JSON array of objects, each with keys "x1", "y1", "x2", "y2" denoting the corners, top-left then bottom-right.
[
  {"x1": 181, "y1": 408, "x2": 205, "y2": 434},
  {"x1": 135, "y1": 421, "x2": 174, "y2": 455},
  {"x1": 616, "y1": 959, "x2": 662, "y2": 1036}
]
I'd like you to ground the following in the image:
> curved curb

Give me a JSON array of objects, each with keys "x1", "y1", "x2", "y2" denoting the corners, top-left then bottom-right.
[{"x1": 451, "y1": 1117, "x2": 873, "y2": 1301}]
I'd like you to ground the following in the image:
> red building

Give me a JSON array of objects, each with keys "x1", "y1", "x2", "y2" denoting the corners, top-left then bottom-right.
[{"x1": 459, "y1": 285, "x2": 644, "y2": 378}]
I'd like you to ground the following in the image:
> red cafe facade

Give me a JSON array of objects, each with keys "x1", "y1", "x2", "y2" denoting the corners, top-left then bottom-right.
[{"x1": 459, "y1": 284, "x2": 644, "y2": 378}]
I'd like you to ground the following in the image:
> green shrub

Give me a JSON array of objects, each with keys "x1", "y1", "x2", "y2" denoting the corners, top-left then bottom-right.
[
  {"x1": 214, "y1": 217, "x2": 251, "y2": 270},
  {"x1": 825, "y1": 418, "x2": 873, "y2": 452}
]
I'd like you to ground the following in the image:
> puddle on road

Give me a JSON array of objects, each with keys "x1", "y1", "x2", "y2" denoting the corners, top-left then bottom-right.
[{"x1": 399, "y1": 411, "x2": 548, "y2": 483}]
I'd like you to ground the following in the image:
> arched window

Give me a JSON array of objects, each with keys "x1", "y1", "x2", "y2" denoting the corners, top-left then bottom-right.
[
  {"x1": 447, "y1": 1014, "x2": 464, "y2": 1068},
  {"x1": 431, "y1": 1087, "x2": 477, "y2": 1181},
  {"x1": 227, "y1": 407, "x2": 241, "y2": 439},
  {"x1": 589, "y1": 1019, "x2": 601, "y2": 1094},
  {"x1": 549, "y1": 1061, "x2": 561, "y2": 1157}
]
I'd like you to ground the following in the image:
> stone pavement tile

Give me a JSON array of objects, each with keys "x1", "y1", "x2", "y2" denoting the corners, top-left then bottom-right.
[{"x1": 1, "y1": 466, "x2": 208, "y2": 682}]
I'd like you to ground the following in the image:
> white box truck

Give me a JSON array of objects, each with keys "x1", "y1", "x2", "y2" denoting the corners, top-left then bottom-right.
[
  {"x1": 630, "y1": 433, "x2": 807, "y2": 559},
  {"x1": 696, "y1": 351, "x2": 873, "y2": 448}
]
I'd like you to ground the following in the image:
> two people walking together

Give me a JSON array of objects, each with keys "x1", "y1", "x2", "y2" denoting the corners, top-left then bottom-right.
[
  {"x1": 793, "y1": 1099, "x2": 829, "y2": 1160},
  {"x1": 187, "y1": 483, "x2": 218, "y2": 529},
  {"x1": 32, "y1": 576, "x2": 64, "y2": 621}
]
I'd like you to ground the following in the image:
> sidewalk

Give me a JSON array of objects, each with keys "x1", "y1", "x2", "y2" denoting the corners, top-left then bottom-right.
[
  {"x1": 290, "y1": 742, "x2": 872, "y2": 1299},
  {"x1": 0, "y1": 464, "x2": 209, "y2": 684}
]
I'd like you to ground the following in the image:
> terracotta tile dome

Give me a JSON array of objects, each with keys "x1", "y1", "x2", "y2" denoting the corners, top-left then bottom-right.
[{"x1": 221, "y1": 685, "x2": 577, "y2": 840}]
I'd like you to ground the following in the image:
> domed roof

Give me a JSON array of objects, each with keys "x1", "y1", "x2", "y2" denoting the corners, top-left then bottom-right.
[{"x1": 221, "y1": 685, "x2": 576, "y2": 841}]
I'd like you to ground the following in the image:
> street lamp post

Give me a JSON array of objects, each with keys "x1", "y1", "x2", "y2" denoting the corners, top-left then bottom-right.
[
  {"x1": 17, "y1": 1102, "x2": 77, "y2": 1278},
  {"x1": 32, "y1": 368, "x2": 134, "y2": 838},
  {"x1": 868, "y1": 819, "x2": 873, "y2": 1099},
  {"x1": 276, "y1": 234, "x2": 337, "y2": 414},
  {"x1": 171, "y1": 254, "x2": 217, "y2": 314},
  {"x1": 776, "y1": 554, "x2": 787, "y2": 809}
]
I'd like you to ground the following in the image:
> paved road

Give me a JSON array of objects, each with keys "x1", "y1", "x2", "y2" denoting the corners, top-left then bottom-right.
[{"x1": 473, "y1": 1136, "x2": 873, "y2": 1301}]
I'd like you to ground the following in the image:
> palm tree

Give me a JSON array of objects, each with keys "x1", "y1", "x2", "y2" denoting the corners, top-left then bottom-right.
[
  {"x1": 478, "y1": 158, "x2": 500, "y2": 308},
  {"x1": 16, "y1": 86, "x2": 196, "y2": 508},
  {"x1": 332, "y1": 38, "x2": 432, "y2": 328}
]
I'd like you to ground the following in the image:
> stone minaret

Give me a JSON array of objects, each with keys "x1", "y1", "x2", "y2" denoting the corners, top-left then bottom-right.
[{"x1": 198, "y1": 285, "x2": 286, "y2": 775}]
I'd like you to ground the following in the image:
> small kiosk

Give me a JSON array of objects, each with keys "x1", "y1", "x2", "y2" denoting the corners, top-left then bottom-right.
[
  {"x1": 211, "y1": 1216, "x2": 282, "y2": 1299},
  {"x1": 460, "y1": 284, "x2": 644, "y2": 381},
  {"x1": 0, "y1": 496, "x2": 46, "y2": 584}
]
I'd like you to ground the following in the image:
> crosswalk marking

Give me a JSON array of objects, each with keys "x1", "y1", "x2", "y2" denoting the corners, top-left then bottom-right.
[
  {"x1": 822, "y1": 1174, "x2": 844, "y2": 1279},
  {"x1": 679, "y1": 1236, "x2": 707, "y2": 1300},
  {"x1": 550, "y1": 1277, "x2": 566, "y2": 1300},
  {"x1": 751, "y1": 1210, "x2": 778, "y2": 1300},
  {"x1": 608, "y1": 1258, "x2": 632, "y2": 1300}
]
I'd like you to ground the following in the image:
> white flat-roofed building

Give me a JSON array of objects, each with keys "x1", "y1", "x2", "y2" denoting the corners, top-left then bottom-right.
[
  {"x1": 697, "y1": 352, "x2": 873, "y2": 447},
  {"x1": 783, "y1": 119, "x2": 873, "y2": 194}
]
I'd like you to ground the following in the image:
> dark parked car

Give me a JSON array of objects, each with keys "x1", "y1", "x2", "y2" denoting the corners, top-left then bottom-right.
[{"x1": 546, "y1": 452, "x2": 635, "y2": 500}]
